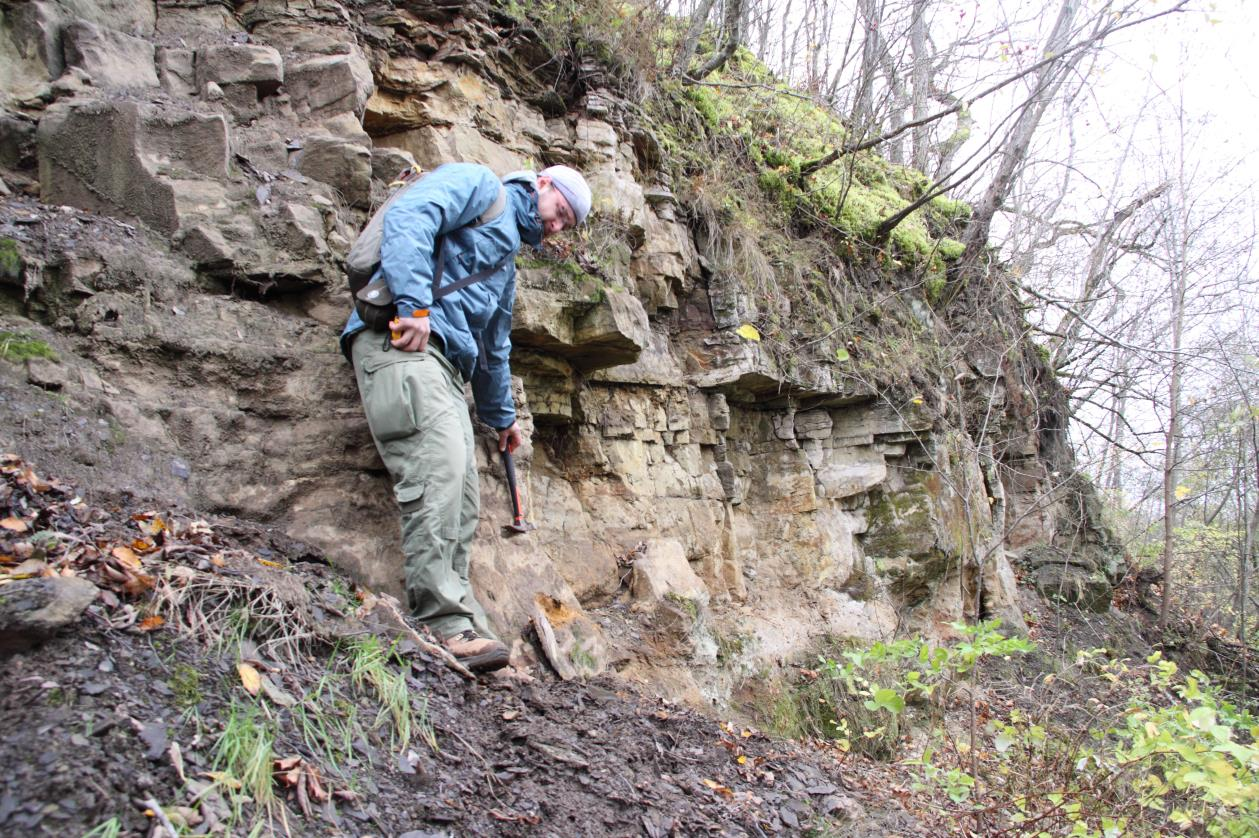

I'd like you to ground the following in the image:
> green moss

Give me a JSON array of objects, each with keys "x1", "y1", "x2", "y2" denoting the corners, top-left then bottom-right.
[
  {"x1": 664, "y1": 591, "x2": 700, "y2": 620},
  {"x1": 925, "y1": 274, "x2": 947, "y2": 305},
  {"x1": 0, "y1": 238, "x2": 21, "y2": 280},
  {"x1": 937, "y1": 238, "x2": 965, "y2": 260},
  {"x1": 170, "y1": 664, "x2": 204, "y2": 711},
  {"x1": 0, "y1": 331, "x2": 56, "y2": 362},
  {"x1": 929, "y1": 196, "x2": 972, "y2": 224},
  {"x1": 715, "y1": 630, "x2": 752, "y2": 663}
]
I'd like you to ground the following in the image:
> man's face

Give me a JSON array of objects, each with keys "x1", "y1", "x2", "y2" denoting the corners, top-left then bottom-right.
[{"x1": 536, "y1": 175, "x2": 576, "y2": 238}]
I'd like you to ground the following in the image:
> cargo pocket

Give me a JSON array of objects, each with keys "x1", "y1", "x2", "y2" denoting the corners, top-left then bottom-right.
[{"x1": 360, "y1": 352, "x2": 455, "y2": 444}]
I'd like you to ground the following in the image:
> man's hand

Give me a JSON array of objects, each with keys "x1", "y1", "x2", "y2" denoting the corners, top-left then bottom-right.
[
  {"x1": 498, "y1": 421, "x2": 523, "y2": 454},
  {"x1": 390, "y1": 315, "x2": 430, "y2": 352}
]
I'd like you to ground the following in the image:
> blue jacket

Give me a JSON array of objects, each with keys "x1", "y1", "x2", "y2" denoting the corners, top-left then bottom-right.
[{"x1": 342, "y1": 163, "x2": 543, "y2": 430}]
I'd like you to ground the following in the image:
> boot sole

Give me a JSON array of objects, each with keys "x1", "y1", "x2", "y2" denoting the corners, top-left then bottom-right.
[{"x1": 459, "y1": 648, "x2": 510, "y2": 673}]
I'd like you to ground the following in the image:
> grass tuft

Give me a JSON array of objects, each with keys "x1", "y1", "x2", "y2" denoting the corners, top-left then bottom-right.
[
  {"x1": 214, "y1": 700, "x2": 276, "y2": 808},
  {"x1": 0, "y1": 331, "x2": 56, "y2": 362}
]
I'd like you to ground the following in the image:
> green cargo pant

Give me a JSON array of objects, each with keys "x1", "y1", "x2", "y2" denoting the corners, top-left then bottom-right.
[{"x1": 351, "y1": 330, "x2": 496, "y2": 640}]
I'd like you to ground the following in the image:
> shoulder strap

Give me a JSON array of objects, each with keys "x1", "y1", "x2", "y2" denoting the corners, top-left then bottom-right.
[{"x1": 476, "y1": 183, "x2": 507, "y2": 227}]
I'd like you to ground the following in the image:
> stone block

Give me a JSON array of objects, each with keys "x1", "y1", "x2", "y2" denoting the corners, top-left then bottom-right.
[
  {"x1": 0, "y1": 576, "x2": 98, "y2": 653},
  {"x1": 575, "y1": 119, "x2": 618, "y2": 159},
  {"x1": 296, "y1": 135, "x2": 371, "y2": 208},
  {"x1": 588, "y1": 330, "x2": 684, "y2": 386},
  {"x1": 983, "y1": 552, "x2": 1027, "y2": 634},
  {"x1": 794, "y1": 409, "x2": 833, "y2": 440},
  {"x1": 571, "y1": 290, "x2": 649, "y2": 370},
  {"x1": 7, "y1": 1, "x2": 66, "y2": 81},
  {"x1": 285, "y1": 53, "x2": 374, "y2": 118},
  {"x1": 631, "y1": 539, "x2": 710, "y2": 607},
  {"x1": 370, "y1": 146, "x2": 417, "y2": 183},
  {"x1": 378, "y1": 124, "x2": 522, "y2": 175},
  {"x1": 38, "y1": 101, "x2": 229, "y2": 234},
  {"x1": 279, "y1": 203, "x2": 328, "y2": 257},
  {"x1": 320, "y1": 112, "x2": 371, "y2": 146},
  {"x1": 812, "y1": 447, "x2": 888, "y2": 499},
  {"x1": 63, "y1": 21, "x2": 159, "y2": 89},
  {"x1": 25, "y1": 356, "x2": 68, "y2": 390},
  {"x1": 196, "y1": 43, "x2": 282, "y2": 92},
  {"x1": 156, "y1": 47, "x2": 196, "y2": 97}
]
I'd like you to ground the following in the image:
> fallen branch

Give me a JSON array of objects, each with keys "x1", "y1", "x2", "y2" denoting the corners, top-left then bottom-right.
[{"x1": 365, "y1": 595, "x2": 476, "y2": 681}]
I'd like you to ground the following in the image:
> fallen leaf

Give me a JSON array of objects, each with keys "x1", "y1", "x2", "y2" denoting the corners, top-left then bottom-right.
[
  {"x1": 137, "y1": 516, "x2": 167, "y2": 537},
  {"x1": 1, "y1": 517, "x2": 28, "y2": 533},
  {"x1": 122, "y1": 573, "x2": 155, "y2": 597},
  {"x1": 701, "y1": 778, "x2": 734, "y2": 798},
  {"x1": 111, "y1": 545, "x2": 141, "y2": 569},
  {"x1": 257, "y1": 559, "x2": 284, "y2": 569},
  {"x1": 21, "y1": 467, "x2": 52, "y2": 493},
  {"x1": 6, "y1": 559, "x2": 47, "y2": 578},
  {"x1": 138, "y1": 615, "x2": 165, "y2": 632},
  {"x1": 735, "y1": 323, "x2": 761, "y2": 342},
  {"x1": 131, "y1": 539, "x2": 157, "y2": 553},
  {"x1": 238, "y1": 663, "x2": 262, "y2": 696}
]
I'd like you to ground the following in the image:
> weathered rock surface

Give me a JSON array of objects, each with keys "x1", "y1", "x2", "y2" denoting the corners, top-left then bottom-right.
[
  {"x1": 0, "y1": 576, "x2": 98, "y2": 653},
  {"x1": 0, "y1": 0, "x2": 1116, "y2": 706},
  {"x1": 63, "y1": 20, "x2": 159, "y2": 89}
]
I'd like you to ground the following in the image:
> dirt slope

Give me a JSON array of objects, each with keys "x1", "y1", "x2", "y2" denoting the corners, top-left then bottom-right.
[{"x1": 0, "y1": 455, "x2": 915, "y2": 837}]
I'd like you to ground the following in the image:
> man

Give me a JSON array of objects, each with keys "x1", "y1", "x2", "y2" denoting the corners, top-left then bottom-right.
[{"x1": 341, "y1": 162, "x2": 592, "y2": 672}]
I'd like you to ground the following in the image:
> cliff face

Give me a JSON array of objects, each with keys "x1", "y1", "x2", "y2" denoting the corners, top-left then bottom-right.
[{"x1": 0, "y1": 0, "x2": 1117, "y2": 703}]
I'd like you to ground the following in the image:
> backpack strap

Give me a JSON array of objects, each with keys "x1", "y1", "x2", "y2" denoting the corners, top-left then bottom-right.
[
  {"x1": 430, "y1": 242, "x2": 512, "y2": 301},
  {"x1": 477, "y1": 183, "x2": 507, "y2": 226}
]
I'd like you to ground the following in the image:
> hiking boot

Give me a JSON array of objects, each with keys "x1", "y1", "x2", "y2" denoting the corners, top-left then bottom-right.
[{"x1": 443, "y1": 629, "x2": 509, "y2": 673}]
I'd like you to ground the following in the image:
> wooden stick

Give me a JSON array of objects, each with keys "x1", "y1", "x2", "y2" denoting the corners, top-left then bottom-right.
[
  {"x1": 373, "y1": 596, "x2": 476, "y2": 680},
  {"x1": 530, "y1": 601, "x2": 576, "y2": 681}
]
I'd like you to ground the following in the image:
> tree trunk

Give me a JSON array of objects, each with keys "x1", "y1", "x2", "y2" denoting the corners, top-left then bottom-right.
[
  {"x1": 673, "y1": 0, "x2": 719, "y2": 78},
  {"x1": 692, "y1": 0, "x2": 747, "y2": 81},
  {"x1": 851, "y1": 0, "x2": 883, "y2": 135},
  {"x1": 960, "y1": 0, "x2": 1081, "y2": 266},
  {"x1": 909, "y1": 0, "x2": 930, "y2": 171},
  {"x1": 1160, "y1": 219, "x2": 1186, "y2": 633}
]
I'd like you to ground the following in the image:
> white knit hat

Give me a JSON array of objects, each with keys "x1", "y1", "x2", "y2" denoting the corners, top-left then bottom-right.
[{"x1": 540, "y1": 165, "x2": 592, "y2": 226}]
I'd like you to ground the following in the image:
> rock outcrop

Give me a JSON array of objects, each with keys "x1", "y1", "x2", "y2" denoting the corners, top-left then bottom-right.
[{"x1": 0, "y1": 0, "x2": 1118, "y2": 704}]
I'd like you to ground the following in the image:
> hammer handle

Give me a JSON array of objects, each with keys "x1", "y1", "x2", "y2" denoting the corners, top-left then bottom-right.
[{"x1": 501, "y1": 449, "x2": 525, "y2": 523}]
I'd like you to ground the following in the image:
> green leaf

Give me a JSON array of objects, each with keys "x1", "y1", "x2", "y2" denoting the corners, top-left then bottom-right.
[
  {"x1": 834, "y1": 346, "x2": 850, "y2": 362},
  {"x1": 869, "y1": 688, "x2": 905, "y2": 714},
  {"x1": 736, "y1": 323, "x2": 761, "y2": 341}
]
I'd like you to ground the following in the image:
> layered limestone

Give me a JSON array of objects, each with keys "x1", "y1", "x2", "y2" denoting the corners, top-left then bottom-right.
[{"x1": 0, "y1": 0, "x2": 1115, "y2": 704}]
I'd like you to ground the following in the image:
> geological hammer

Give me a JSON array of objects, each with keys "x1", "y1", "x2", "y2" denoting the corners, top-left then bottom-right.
[{"x1": 500, "y1": 449, "x2": 536, "y2": 536}]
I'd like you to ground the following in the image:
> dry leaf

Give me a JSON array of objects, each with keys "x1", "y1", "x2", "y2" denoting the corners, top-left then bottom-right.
[
  {"x1": 131, "y1": 539, "x2": 156, "y2": 554},
  {"x1": 238, "y1": 663, "x2": 262, "y2": 696},
  {"x1": 701, "y1": 778, "x2": 734, "y2": 798},
  {"x1": 138, "y1": 615, "x2": 165, "y2": 632},
  {"x1": 111, "y1": 546, "x2": 141, "y2": 569},
  {"x1": 735, "y1": 323, "x2": 761, "y2": 342},
  {"x1": 137, "y1": 516, "x2": 167, "y2": 537},
  {"x1": 21, "y1": 468, "x2": 52, "y2": 493},
  {"x1": 1, "y1": 517, "x2": 28, "y2": 533},
  {"x1": 122, "y1": 572, "x2": 155, "y2": 596}
]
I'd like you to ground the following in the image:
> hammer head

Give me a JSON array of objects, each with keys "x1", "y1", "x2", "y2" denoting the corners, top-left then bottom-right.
[{"x1": 502, "y1": 519, "x2": 536, "y2": 537}]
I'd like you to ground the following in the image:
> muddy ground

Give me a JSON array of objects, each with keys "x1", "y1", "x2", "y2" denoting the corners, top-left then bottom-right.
[{"x1": 0, "y1": 451, "x2": 920, "y2": 838}]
